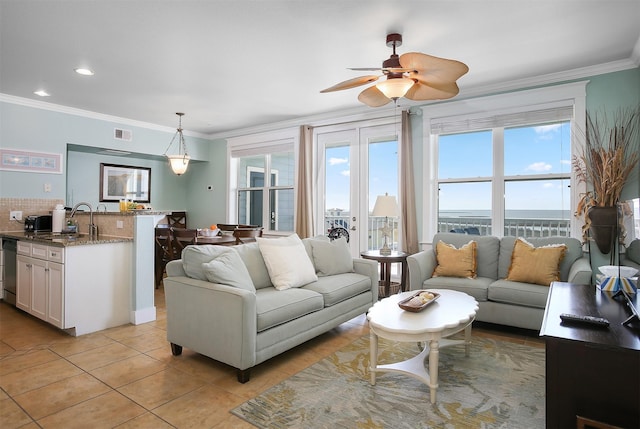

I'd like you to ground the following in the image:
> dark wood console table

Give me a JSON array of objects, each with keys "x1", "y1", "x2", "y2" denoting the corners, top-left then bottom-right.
[{"x1": 540, "y1": 282, "x2": 640, "y2": 429}]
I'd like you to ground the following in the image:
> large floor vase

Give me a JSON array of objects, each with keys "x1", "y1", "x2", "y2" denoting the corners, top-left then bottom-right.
[{"x1": 587, "y1": 206, "x2": 619, "y2": 254}]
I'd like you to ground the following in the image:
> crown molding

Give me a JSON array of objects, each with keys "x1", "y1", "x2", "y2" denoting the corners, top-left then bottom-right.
[{"x1": 0, "y1": 93, "x2": 211, "y2": 139}]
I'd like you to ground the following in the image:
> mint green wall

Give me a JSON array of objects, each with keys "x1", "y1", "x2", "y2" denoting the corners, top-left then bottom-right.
[
  {"x1": 586, "y1": 68, "x2": 640, "y2": 201},
  {"x1": 66, "y1": 150, "x2": 189, "y2": 210},
  {"x1": 0, "y1": 101, "x2": 214, "y2": 217}
]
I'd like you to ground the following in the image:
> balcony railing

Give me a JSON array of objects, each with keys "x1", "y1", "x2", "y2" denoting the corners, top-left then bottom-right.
[{"x1": 326, "y1": 215, "x2": 574, "y2": 248}]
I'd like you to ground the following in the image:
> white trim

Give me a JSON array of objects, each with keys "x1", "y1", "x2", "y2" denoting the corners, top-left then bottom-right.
[
  {"x1": 0, "y1": 93, "x2": 210, "y2": 139},
  {"x1": 130, "y1": 306, "x2": 156, "y2": 325}
]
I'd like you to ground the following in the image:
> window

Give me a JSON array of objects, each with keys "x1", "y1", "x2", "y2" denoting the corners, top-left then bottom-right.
[
  {"x1": 436, "y1": 117, "x2": 572, "y2": 237},
  {"x1": 422, "y1": 82, "x2": 588, "y2": 241},
  {"x1": 228, "y1": 131, "x2": 297, "y2": 233}
]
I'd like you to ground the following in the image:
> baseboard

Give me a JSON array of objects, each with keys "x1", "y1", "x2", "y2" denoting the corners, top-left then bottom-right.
[{"x1": 131, "y1": 306, "x2": 156, "y2": 325}]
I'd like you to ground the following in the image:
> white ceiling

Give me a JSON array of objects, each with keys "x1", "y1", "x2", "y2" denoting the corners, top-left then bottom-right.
[{"x1": 1, "y1": 0, "x2": 639, "y2": 137}]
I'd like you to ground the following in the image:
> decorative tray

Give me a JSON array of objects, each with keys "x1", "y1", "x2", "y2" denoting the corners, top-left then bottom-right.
[{"x1": 398, "y1": 290, "x2": 440, "y2": 312}]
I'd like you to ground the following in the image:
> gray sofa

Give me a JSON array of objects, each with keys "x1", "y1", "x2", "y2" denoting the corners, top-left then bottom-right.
[
  {"x1": 622, "y1": 239, "x2": 640, "y2": 271},
  {"x1": 407, "y1": 233, "x2": 592, "y2": 331},
  {"x1": 163, "y1": 238, "x2": 378, "y2": 383}
]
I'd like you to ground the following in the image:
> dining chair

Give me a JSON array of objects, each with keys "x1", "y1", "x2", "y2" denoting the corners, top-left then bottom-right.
[
  {"x1": 233, "y1": 227, "x2": 263, "y2": 245},
  {"x1": 154, "y1": 227, "x2": 174, "y2": 288},
  {"x1": 171, "y1": 227, "x2": 198, "y2": 257},
  {"x1": 167, "y1": 211, "x2": 187, "y2": 229}
]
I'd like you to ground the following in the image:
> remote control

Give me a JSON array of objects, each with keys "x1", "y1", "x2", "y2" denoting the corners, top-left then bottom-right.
[{"x1": 560, "y1": 313, "x2": 609, "y2": 327}]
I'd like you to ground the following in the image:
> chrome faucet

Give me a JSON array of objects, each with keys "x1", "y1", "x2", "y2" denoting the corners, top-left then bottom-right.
[{"x1": 70, "y1": 202, "x2": 98, "y2": 238}]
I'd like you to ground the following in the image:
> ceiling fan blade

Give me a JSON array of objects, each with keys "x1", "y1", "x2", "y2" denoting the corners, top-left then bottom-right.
[
  {"x1": 405, "y1": 81, "x2": 460, "y2": 101},
  {"x1": 357, "y1": 85, "x2": 392, "y2": 107},
  {"x1": 400, "y1": 52, "x2": 469, "y2": 84},
  {"x1": 320, "y1": 75, "x2": 380, "y2": 93}
]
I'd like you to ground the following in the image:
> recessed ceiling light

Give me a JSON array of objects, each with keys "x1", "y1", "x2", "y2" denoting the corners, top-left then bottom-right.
[
  {"x1": 34, "y1": 90, "x2": 50, "y2": 97},
  {"x1": 74, "y1": 68, "x2": 94, "y2": 76}
]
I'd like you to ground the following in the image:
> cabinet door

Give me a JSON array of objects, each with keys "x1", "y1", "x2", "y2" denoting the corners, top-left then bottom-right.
[
  {"x1": 30, "y1": 258, "x2": 48, "y2": 321},
  {"x1": 47, "y1": 262, "x2": 64, "y2": 328},
  {"x1": 16, "y1": 255, "x2": 32, "y2": 312}
]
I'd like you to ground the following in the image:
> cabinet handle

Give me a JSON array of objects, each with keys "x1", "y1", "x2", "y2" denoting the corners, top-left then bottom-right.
[
  {"x1": 45, "y1": 268, "x2": 50, "y2": 272},
  {"x1": 26, "y1": 263, "x2": 32, "y2": 268},
  {"x1": 51, "y1": 252, "x2": 57, "y2": 256}
]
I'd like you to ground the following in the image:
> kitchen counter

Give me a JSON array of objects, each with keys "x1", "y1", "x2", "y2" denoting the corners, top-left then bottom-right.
[{"x1": 0, "y1": 231, "x2": 132, "y2": 247}]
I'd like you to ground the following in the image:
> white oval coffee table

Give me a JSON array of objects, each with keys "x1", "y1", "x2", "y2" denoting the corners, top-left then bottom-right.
[{"x1": 367, "y1": 289, "x2": 479, "y2": 403}]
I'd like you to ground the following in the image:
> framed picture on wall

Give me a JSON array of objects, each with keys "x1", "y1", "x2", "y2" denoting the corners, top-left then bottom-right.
[{"x1": 99, "y1": 163, "x2": 151, "y2": 202}]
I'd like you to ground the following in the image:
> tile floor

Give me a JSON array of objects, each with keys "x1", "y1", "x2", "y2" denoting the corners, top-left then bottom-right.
[{"x1": 0, "y1": 288, "x2": 544, "y2": 428}]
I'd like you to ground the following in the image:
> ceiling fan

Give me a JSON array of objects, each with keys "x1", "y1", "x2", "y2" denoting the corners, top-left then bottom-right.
[{"x1": 320, "y1": 33, "x2": 469, "y2": 107}]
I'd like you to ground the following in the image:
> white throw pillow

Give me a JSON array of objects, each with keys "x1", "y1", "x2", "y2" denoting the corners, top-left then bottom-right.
[
  {"x1": 202, "y1": 250, "x2": 256, "y2": 292},
  {"x1": 310, "y1": 237, "x2": 353, "y2": 276},
  {"x1": 257, "y1": 234, "x2": 318, "y2": 290}
]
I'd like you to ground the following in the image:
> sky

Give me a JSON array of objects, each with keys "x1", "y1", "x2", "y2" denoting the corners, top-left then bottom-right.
[{"x1": 325, "y1": 140, "x2": 398, "y2": 212}]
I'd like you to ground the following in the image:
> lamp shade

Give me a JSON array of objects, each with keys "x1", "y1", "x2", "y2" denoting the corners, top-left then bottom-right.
[
  {"x1": 167, "y1": 154, "x2": 190, "y2": 175},
  {"x1": 376, "y1": 77, "x2": 414, "y2": 99},
  {"x1": 372, "y1": 193, "x2": 399, "y2": 217}
]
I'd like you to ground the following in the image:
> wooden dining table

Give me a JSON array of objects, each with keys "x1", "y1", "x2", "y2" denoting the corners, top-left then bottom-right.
[{"x1": 194, "y1": 235, "x2": 236, "y2": 245}]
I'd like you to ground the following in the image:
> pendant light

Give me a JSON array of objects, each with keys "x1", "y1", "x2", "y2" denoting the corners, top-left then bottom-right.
[{"x1": 163, "y1": 112, "x2": 190, "y2": 175}]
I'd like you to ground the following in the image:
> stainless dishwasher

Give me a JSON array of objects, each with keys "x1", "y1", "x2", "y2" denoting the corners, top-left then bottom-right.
[{"x1": 2, "y1": 238, "x2": 17, "y2": 306}]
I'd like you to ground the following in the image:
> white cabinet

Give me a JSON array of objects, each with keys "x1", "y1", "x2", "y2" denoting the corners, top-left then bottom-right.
[{"x1": 16, "y1": 242, "x2": 65, "y2": 328}]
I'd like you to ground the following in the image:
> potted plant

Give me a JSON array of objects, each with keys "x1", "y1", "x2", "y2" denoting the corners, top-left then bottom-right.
[{"x1": 573, "y1": 107, "x2": 639, "y2": 254}]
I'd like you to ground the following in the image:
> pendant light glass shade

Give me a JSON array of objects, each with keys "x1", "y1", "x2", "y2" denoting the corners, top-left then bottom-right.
[
  {"x1": 163, "y1": 112, "x2": 190, "y2": 175},
  {"x1": 376, "y1": 77, "x2": 414, "y2": 99},
  {"x1": 167, "y1": 154, "x2": 190, "y2": 175}
]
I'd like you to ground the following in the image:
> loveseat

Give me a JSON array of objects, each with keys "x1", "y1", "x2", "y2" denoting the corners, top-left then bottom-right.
[
  {"x1": 622, "y1": 239, "x2": 640, "y2": 271},
  {"x1": 407, "y1": 233, "x2": 592, "y2": 331},
  {"x1": 163, "y1": 235, "x2": 378, "y2": 382}
]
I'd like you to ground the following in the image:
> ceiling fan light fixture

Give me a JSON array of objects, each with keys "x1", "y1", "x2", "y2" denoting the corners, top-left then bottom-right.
[
  {"x1": 163, "y1": 112, "x2": 191, "y2": 176},
  {"x1": 376, "y1": 77, "x2": 414, "y2": 100}
]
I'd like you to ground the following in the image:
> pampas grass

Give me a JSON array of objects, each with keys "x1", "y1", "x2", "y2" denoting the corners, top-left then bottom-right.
[{"x1": 573, "y1": 107, "x2": 640, "y2": 242}]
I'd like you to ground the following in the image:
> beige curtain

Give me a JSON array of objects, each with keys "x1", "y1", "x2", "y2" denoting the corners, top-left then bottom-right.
[
  {"x1": 400, "y1": 110, "x2": 419, "y2": 254},
  {"x1": 295, "y1": 125, "x2": 314, "y2": 238}
]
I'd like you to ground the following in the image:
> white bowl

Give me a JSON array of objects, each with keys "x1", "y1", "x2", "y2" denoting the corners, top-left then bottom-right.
[{"x1": 598, "y1": 265, "x2": 638, "y2": 278}]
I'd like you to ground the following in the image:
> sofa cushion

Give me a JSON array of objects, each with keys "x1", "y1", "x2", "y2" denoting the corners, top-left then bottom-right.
[
  {"x1": 202, "y1": 250, "x2": 256, "y2": 292},
  {"x1": 432, "y1": 233, "x2": 500, "y2": 280},
  {"x1": 257, "y1": 234, "x2": 318, "y2": 290},
  {"x1": 423, "y1": 276, "x2": 493, "y2": 302},
  {"x1": 506, "y1": 238, "x2": 566, "y2": 286},
  {"x1": 499, "y1": 236, "x2": 583, "y2": 281},
  {"x1": 302, "y1": 273, "x2": 370, "y2": 306},
  {"x1": 489, "y1": 279, "x2": 550, "y2": 309},
  {"x1": 181, "y1": 245, "x2": 234, "y2": 281},
  {"x1": 255, "y1": 287, "x2": 324, "y2": 332},
  {"x1": 310, "y1": 237, "x2": 354, "y2": 276},
  {"x1": 234, "y1": 242, "x2": 273, "y2": 289},
  {"x1": 433, "y1": 240, "x2": 477, "y2": 279},
  {"x1": 626, "y1": 239, "x2": 640, "y2": 265}
]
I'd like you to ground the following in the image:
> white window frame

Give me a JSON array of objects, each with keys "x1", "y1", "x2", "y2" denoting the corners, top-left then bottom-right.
[
  {"x1": 420, "y1": 81, "x2": 588, "y2": 243},
  {"x1": 227, "y1": 128, "x2": 299, "y2": 234}
]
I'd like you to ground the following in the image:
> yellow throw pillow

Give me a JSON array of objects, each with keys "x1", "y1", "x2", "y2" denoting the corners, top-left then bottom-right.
[
  {"x1": 507, "y1": 238, "x2": 567, "y2": 286},
  {"x1": 433, "y1": 240, "x2": 477, "y2": 279}
]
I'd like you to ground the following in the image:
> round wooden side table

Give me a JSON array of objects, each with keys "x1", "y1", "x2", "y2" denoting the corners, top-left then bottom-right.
[{"x1": 360, "y1": 250, "x2": 409, "y2": 298}]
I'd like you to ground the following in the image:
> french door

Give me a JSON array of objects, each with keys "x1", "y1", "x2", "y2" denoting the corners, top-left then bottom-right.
[{"x1": 315, "y1": 122, "x2": 400, "y2": 256}]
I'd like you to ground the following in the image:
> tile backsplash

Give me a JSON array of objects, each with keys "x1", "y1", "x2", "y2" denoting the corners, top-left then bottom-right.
[
  {"x1": 0, "y1": 198, "x2": 134, "y2": 237},
  {"x1": 0, "y1": 198, "x2": 64, "y2": 232}
]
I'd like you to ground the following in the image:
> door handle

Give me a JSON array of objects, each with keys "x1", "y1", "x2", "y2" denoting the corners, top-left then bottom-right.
[{"x1": 350, "y1": 226, "x2": 356, "y2": 231}]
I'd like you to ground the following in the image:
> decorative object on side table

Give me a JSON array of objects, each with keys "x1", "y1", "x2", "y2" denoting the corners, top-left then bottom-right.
[
  {"x1": 573, "y1": 107, "x2": 639, "y2": 256},
  {"x1": 372, "y1": 192, "x2": 399, "y2": 255}
]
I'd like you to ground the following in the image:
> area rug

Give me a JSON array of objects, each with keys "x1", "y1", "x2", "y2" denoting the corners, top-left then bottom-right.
[{"x1": 232, "y1": 335, "x2": 545, "y2": 428}]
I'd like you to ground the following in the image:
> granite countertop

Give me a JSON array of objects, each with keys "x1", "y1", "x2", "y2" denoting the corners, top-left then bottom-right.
[
  {"x1": 0, "y1": 231, "x2": 133, "y2": 247},
  {"x1": 73, "y1": 210, "x2": 171, "y2": 216}
]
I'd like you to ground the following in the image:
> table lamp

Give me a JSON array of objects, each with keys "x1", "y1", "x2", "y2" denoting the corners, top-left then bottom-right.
[{"x1": 372, "y1": 193, "x2": 399, "y2": 255}]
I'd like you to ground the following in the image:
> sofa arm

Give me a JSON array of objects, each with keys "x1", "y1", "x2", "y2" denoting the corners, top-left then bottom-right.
[
  {"x1": 353, "y1": 258, "x2": 379, "y2": 302},
  {"x1": 567, "y1": 255, "x2": 592, "y2": 285},
  {"x1": 166, "y1": 259, "x2": 185, "y2": 277},
  {"x1": 163, "y1": 275, "x2": 257, "y2": 370},
  {"x1": 407, "y1": 250, "x2": 437, "y2": 291}
]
